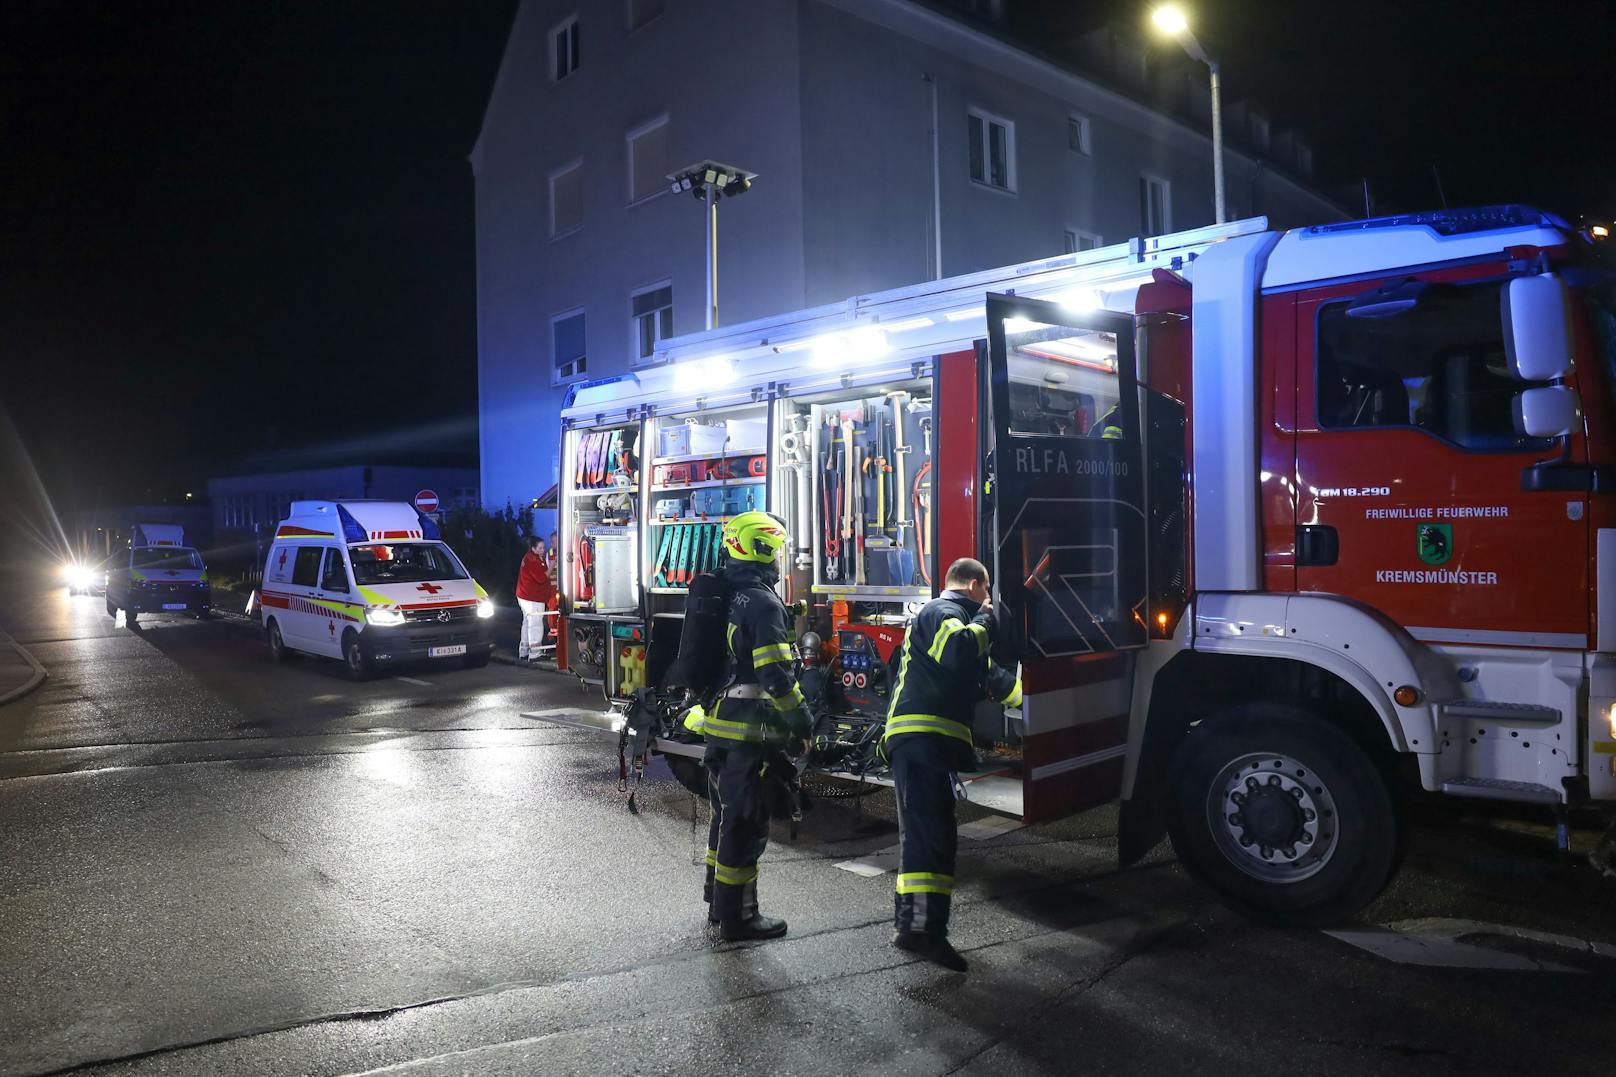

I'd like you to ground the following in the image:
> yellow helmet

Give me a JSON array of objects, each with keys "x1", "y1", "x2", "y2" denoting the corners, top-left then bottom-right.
[{"x1": 723, "y1": 510, "x2": 788, "y2": 564}]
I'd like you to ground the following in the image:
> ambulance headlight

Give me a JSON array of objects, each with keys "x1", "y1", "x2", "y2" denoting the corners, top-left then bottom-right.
[
  {"x1": 477, "y1": 598, "x2": 496, "y2": 619},
  {"x1": 367, "y1": 608, "x2": 406, "y2": 627},
  {"x1": 62, "y1": 564, "x2": 95, "y2": 590}
]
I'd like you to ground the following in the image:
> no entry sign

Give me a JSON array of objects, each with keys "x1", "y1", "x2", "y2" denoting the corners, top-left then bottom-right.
[{"x1": 414, "y1": 489, "x2": 440, "y2": 514}]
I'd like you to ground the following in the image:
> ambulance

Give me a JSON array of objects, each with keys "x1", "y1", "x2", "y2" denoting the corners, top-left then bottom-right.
[
  {"x1": 256, "y1": 500, "x2": 496, "y2": 679},
  {"x1": 105, "y1": 522, "x2": 210, "y2": 627}
]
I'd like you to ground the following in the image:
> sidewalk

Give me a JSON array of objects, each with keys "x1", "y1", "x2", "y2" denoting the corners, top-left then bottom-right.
[{"x1": 0, "y1": 627, "x2": 47, "y2": 706}]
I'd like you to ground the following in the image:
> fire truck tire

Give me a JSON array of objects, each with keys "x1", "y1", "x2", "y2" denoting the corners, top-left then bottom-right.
[
  {"x1": 342, "y1": 630, "x2": 373, "y2": 682},
  {"x1": 266, "y1": 618, "x2": 290, "y2": 662},
  {"x1": 665, "y1": 755, "x2": 710, "y2": 799},
  {"x1": 1166, "y1": 704, "x2": 1399, "y2": 928}
]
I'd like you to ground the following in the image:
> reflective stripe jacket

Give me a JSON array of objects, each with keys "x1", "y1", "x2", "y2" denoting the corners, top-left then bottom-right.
[
  {"x1": 704, "y1": 561, "x2": 809, "y2": 744},
  {"x1": 883, "y1": 589, "x2": 1021, "y2": 767}
]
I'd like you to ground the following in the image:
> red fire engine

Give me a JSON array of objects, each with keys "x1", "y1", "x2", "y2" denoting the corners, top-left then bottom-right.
[{"x1": 533, "y1": 207, "x2": 1616, "y2": 924}]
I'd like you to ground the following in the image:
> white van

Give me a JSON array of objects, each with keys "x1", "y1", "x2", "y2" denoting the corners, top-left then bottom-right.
[
  {"x1": 256, "y1": 500, "x2": 495, "y2": 679},
  {"x1": 105, "y1": 522, "x2": 210, "y2": 627}
]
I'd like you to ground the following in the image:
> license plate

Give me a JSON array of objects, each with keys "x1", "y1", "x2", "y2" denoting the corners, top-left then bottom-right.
[
  {"x1": 162, "y1": 603, "x2": 187, "y2": 610},
  {"x1": 429, "y1": 644, "x2": 467, "y2": 657}
]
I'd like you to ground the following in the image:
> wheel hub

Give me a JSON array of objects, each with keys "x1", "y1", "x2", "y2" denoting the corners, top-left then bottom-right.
[{"x1": 1208, "y1": 751, "x2": 1338, "y2": 883}]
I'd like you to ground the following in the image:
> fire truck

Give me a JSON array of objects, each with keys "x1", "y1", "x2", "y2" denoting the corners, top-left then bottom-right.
[{"x1": 532, "y1": 206, "x2": 1616, "y2": 925}]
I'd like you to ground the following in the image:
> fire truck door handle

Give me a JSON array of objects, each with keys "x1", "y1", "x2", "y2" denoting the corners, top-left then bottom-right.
[{"x1": 1296, "y1": 525, "x2": 1339, "y2": 567}]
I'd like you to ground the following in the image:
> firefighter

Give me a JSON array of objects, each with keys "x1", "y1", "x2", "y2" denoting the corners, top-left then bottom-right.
[
  {"x1": 882, "y1": 557, "x2": 1021, "y2": 972},
  {"x1": 702, "y1": 510, "x2": 811, "y2": 941},
  {"x1": 1091, "y1": 402, "x2": 1125, "y2": 439}
]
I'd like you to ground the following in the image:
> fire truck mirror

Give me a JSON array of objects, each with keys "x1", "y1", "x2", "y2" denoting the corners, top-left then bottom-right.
[
  {"x1": 1514, "y1": 385, "x2": 1580, "y2": 439},
  {"x1": 1503, "y1": 273, "x2": 1573, "y2": 382}
]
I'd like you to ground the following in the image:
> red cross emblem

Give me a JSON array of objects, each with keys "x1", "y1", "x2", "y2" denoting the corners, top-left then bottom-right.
[{"x1": 416, "y1": 582, "x2": 443, "y2": 595}]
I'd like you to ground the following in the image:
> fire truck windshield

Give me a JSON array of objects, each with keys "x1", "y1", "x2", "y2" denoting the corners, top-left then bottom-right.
[{"x1": 348, "y1": 542, "x2": 467, "y2": 584}]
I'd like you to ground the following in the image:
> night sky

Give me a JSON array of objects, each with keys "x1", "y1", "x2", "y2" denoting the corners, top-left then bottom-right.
[{"x1": 3, "y1": 1, "x2": 1612, "y2": 531}]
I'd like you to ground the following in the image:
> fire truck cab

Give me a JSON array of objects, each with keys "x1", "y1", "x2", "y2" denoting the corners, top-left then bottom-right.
[{"x1": 537, "y1": 206, "x2": 1616, "y2": 925}]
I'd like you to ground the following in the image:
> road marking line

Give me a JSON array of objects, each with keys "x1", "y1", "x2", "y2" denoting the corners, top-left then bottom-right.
[
  {"x1": 395, "y1": 676, "x2": 432, "y2": 686},
  {"x1": 310, "y1": 693, "x2": 343, "y2": 703},
  {"x1": 1325, "y1": 918, "x2": 1594, "y2": 972},
  {"x1": 835, "y1": 817, "x2": 1022, "y2": 877}
]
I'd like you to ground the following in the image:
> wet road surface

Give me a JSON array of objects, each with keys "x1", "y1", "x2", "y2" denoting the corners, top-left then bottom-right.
[{"x1": 2, "y1": 573, "x2": 1614, "y2": 1076}]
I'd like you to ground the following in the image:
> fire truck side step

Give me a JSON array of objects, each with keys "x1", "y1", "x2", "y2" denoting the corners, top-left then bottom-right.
[
  {"x1": 1440, "y1": 777, "x2": 1561, "y2": 804},
  {"x1": 1438, "y1": 700, "x2": 1561, "y2": 726}
]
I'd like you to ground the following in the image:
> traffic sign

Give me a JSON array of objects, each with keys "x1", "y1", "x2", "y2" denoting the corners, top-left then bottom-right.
[{"x1": 414, "y1": 489, "x2": 440, "y2": 513}]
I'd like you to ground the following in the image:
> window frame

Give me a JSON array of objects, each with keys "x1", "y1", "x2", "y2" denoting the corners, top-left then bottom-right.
[
  {"x1": 967, "y1": 106, "x2": 1017, "y2": 194},
  {"x1": 291, "y1": 546, "x2": 324, "y2": 589},
  {"x1": 1139, "y1": 173, "x2": 1172, "y2": 234},
  {"x1": 320, "y1": 548, "x2": 351, "y2": 593},
  {"x1": 1067, "y1": 113, "x2": 1093, "y2": 157},
  {"x1": 624, "y1": 114, "x2": 671, "y2": 207},
  {"x1": 552, "y1": 307, "x2": 588, "y2": 386},
  {"x1": 549, "y1": 14, "x2": 580, "y2": 83},
  {"x1": 626, "y1": 0, "x2": 663, "y2": 32},
  {"x1": 549, "y1": 158, "x2": 584, "y2": 239},
  {"x1": 1063, "y1": 228, "x2": 1102, "y2": 255},
  {"x1": 629, "y1": 280, "x2": 674, "y2": 366}
]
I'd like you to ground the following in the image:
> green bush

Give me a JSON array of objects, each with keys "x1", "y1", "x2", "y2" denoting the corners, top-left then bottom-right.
[{"x1": 442, "y1": 503, "x2": 534, "y2": 604}]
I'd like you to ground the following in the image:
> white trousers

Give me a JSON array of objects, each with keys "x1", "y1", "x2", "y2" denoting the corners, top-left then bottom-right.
[{"x1": 518, "y1": 598, "x2": 548, "y2": 658}]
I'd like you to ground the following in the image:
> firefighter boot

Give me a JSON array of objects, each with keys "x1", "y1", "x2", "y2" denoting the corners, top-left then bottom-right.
[
  {"x1": 893, "y1": 931, "x2": 969, "y2": 973},
  {"x1": 721, "y1": 914, "x2": 788, "y2": 942}
]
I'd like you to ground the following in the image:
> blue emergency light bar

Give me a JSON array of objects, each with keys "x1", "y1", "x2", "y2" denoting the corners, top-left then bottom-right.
[
  {"x1": 336, "y1": 505, "x2": 369, "y2": 544},
  {"x1": 1306, "y1": 204, "x2": 1568, "y2": 239}
]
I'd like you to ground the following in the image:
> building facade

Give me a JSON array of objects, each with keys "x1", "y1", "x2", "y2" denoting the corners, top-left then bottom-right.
[{"x1": 472, "y1": 0, "x2": 1345, "y2": 519}]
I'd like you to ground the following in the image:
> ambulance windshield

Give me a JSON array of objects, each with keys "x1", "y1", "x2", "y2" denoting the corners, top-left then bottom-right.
[
  {"x1": 348, "y1": 541, "x2": 467, "y2": 584},
  {"x1": 132, "y1": 547, "x2": 203, "y2": 570}
]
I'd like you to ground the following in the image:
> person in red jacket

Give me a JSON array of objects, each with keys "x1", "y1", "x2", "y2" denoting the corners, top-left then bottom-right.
[{"x1": 516, "y1": 536, "x2": 556, "y2": 663}]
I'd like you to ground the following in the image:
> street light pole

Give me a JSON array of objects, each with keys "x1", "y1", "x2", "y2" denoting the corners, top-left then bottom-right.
[
  {"x1": 1152, "y1": 5, "x2": 1226, "y2": 224},
  {"x1": 1208, "y1": 59, "x2": 1225, "y2": 224}
]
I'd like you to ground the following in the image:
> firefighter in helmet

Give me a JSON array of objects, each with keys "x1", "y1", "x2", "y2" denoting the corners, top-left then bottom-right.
[
  {"x1": 702, "y1": 510, "x2": 811, "y2": 941},
  {"x1": 881, "y1": 557, "x2": 1021, "y2": 972}
]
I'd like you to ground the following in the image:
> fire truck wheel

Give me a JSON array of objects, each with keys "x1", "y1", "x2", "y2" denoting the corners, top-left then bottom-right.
[
  {"x1": 342, "y1": 630, "x2": 373, "y2": 682},
  {"x1": 665, "y1": 755, "x2": 710, "y2": 799},
  {"x1": 266, "y1": 618, "x2": 290, "y2": 662},
  {"x1": 1167, "y1": 703, "x2": 1399, "y2": 928}
]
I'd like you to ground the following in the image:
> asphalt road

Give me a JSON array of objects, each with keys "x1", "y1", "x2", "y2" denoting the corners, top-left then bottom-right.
[{"x1": 2, "y1": 570, "x2": 1614, "y2": 1076}]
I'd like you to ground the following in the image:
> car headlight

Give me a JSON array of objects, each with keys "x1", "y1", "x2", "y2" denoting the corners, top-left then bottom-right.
[
  {"x1": 367, "y1": 608, "x2": 406, "y2": 627},
  {"x1": 64, "y1": 565, "x2": 95, "y2": 589},
  {"x1": 476, "y1": 598, "x2": 495, "y2": 619}
]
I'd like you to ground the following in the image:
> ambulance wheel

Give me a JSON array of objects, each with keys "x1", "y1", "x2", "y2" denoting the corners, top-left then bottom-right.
[
  {"x1": 266, "y1": 618, "x2": 290, "y2": 662},
  {"x1": 665, "y1": 755, "x2": 710, "y2": 799},
  {"x1": 342, "y1": 630, "x2": 373, "y2": 682},
  {"x1": 125, "y1": 609, "x2": 140, "y2": 630},
  {"x1": 106, "y1": 597, "x2": 117, "y2": 619},
  {"x1": 1166, "y1": 703, "x2": 1399, "y2": 928}
]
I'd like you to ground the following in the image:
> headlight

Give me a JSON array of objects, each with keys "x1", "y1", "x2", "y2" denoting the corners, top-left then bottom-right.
[
  {"x1": 63, "y1": 565, "x2": 95, "y2": 589},
  {"x1": 367, "y1": 608, "x2": 406, "y2": 627},
  {"x1": 476, "y1": 598, "x2": 495, "y2": 619}
]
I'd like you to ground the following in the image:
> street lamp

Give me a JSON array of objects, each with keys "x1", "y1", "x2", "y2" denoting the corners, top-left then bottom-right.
[
  {"x1": 667, "y1": 160, "x2": 758, "y2": 331},
  {"x1": 1151, "y1": 5, "x2": 1225, "y2": 224}
]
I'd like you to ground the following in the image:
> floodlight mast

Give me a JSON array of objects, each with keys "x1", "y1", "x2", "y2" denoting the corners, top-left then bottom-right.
[{"x1": 666, "y1": 160, "x2": 758, "y2": 330}]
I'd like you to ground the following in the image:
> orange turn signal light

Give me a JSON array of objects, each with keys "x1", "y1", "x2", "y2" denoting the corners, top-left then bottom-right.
[{"x1": 1393, "y1": 685, "x2": 1420, "y2": 707}]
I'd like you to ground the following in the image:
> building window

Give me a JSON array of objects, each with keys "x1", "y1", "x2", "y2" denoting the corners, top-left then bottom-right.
[
  {"x1": 631, "y1": 283, "x2": 673, "y2": 362},
  {"x1": 1140, "y1": 175, "x2": 1171, "y2": 234},
  {"x1": 967, "y1": 108, "x2": 1015, "y2": 192},
  {"x1": 551, "y1": 16, "x2": 580, "y2": 82},
  {"x1": 627, "y1": 0, "x2": 662, "y2": 30},
  {"x1": 1063, "y1": 229, "x2": 1101, "y2": 254},
  {"x1": 626, "y1": 116, "x2": 671, "y2": 204},
  {"x1": 553, "y1": 310, "x2": 587, "y2": 382},
  {"x1": 1067, "y1": 114, "x2": 1092, "y2": 156},
  {"x1": 550, "y1": 160, "x2": 583, "y2": 237},
  {"x1": 1251, "y1": 115, "x2": 1270, "y2": 152}
]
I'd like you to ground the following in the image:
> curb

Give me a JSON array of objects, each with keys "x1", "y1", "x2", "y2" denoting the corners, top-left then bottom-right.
[{"x1": 0, "y1": 626, "x2": 48, "y2": 707}]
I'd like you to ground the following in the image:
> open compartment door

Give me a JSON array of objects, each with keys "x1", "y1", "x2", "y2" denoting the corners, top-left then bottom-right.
[{"x1": 984, "y1": 293, "x2": 1149, "y2": 821}]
